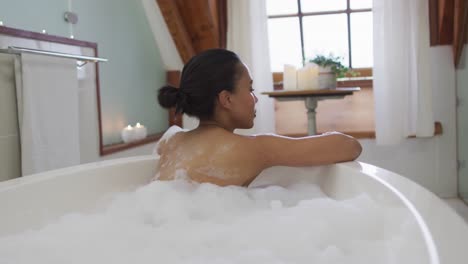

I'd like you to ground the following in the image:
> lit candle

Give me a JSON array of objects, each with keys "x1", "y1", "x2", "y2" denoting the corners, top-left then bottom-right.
[
  {"x1": 121, "y1": 125, "x2": 135, "y2": 143},
  {"x1": 134, "y1": 122, "x2": 147, "y2": 140}
]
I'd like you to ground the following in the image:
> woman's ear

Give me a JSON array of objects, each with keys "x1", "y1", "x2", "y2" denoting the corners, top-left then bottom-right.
[{"x1": 217, "y1": 90, "x2": 233, "y2": 109}]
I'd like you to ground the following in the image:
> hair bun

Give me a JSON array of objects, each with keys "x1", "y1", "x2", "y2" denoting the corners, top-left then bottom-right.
[{"x1": 158, "y1": 85, "x2": 179, "y2": 109}]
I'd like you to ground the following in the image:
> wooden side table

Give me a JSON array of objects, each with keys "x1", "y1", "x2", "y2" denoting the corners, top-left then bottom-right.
[{"x1": 262, "y1": 87, "x2": 360, "y2": 135}]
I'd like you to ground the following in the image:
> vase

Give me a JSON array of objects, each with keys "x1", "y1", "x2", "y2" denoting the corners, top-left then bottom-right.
[{"x1": 318, "y1": 66, "x2": 337, "y2": 89}]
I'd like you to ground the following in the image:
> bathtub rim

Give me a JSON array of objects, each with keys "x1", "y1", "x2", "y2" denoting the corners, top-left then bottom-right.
[
  {"x1": 1, "y1": 157, "x2": 468, "y2": 264},
  {"x1": 341, "y1": 161, "x2": 468, "y2": 264},
  {"x1": 342, "y1": 161, "x2": 440, "y2": 264},
  {"x1": 0, "y1": 155, "x2": 156, "y2": 192}
]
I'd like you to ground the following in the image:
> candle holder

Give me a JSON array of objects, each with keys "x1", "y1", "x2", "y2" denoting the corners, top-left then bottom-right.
[{"x1": 121, "y1": 125, "x2": 135, "y2": 143}]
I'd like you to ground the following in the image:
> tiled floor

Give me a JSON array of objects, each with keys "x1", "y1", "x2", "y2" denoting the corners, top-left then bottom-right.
[{"x1": 443, "y1": 198, "x2": 468, "y2": 223}]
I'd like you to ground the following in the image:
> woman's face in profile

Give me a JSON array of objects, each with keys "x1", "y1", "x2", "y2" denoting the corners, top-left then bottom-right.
[{"x1": 229, "y1": 63, "x2": 258, "y2": 129}]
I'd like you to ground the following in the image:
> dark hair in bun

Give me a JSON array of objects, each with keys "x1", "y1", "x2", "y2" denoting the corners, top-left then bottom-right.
[
  {"x1": 158, "y1": 85, "x2": 178, "y2": 108},
  {"x1": 157, "y1": 49, "x2": 242, "y2": 120}
]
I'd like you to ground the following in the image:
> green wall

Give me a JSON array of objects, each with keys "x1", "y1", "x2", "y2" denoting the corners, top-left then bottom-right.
[{"x1": 0, "y1": 0, "x2": 168, "y2": 145}]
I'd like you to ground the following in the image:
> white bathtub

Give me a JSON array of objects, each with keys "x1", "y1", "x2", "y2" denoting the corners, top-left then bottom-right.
[{"x1": 0, "y1": 155, "x2": 467, "y2": 264}]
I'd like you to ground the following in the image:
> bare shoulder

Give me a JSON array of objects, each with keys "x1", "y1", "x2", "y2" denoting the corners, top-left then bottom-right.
[{"x1": 156, "y1": 129, "x2": 185, "y2": 155}]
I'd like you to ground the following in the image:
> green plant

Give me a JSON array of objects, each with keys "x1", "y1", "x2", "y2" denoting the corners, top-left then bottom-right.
[{"x1": 309, "y1": 54, "x2": 357, "y2": 78}]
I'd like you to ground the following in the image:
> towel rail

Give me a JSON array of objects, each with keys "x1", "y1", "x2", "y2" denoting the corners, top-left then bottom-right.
[{"x1": 0, "y1": 46, "x2": 108, "y2": 63}]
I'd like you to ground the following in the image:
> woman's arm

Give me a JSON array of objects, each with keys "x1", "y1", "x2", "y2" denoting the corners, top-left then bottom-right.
[{"x1": 250, "y1": 132, "x2": 362, "y2": 169}]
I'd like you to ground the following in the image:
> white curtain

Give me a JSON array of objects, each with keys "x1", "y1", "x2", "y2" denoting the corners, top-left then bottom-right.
[
  {"x1": 373, "y1": 0, "x2": 434, "y2": 145},
  {"x1": 227, "y1": 0, "x2": 275, "y2": 135},
  {"x1": 15, "y1": 53, "x2": 81, "y2": 175}
]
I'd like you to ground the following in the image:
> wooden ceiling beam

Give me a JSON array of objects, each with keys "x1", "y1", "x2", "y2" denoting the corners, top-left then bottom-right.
[
  {"x1": 157, "y1": 0, "x2": 196, "y2": 63},
  {"x1": 175, "y1": 0, "x2": 220, "y2": 52},
  {"x1": 429, "y1": 0, "x2": 467, "y2": 68},
  {"x1": 453, "y1": 0, "x2": 468, "y2": 67},
  {"x1": 438, "y1": 0, "x2": 455, "y2": 44},
  {"x1": 156, "y1": 0, "x2": 226, "y2": 63},
  {"x1": 430, "y1": 0, "x2": 440, "y2": 45}
]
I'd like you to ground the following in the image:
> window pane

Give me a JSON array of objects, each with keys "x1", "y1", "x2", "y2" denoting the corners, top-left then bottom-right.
[
  {"x1": 350, "y1": 0, "x2": 372, "y2": 9},
  {"x1": 351, "y1": 12, "x2": 373, "y2": 68},
  {"x1": 267, "y1": 17, "x2": 303, "y2": 72},
  {"x1": 301, "y1": 0, "x2": 346, "y2": 12},
  {"x1": 266, "y1": 0, "x2": 298, "y2": 16},
  {"x1": 303, "y1": 14, "x2": 349, "y2": 66}
]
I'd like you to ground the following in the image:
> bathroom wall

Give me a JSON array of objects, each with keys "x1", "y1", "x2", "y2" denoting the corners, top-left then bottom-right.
[
  {"x1": 0, "y1": 0, "x2": 168, "y2": 145},
  {"x1": 0, "y1": 0, "x2": 169, "y2": 181},
  {"x1": 456, "y1": 46, "x2": 468, "y2": 202}
]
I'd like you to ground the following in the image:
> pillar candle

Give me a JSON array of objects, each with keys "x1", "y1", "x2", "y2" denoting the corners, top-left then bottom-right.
[
  {"x1": 308, "y1": 63, "x2": 319, "y2": 90},
  {"x1": 297, "y1": 63, "x2": 319, "y2": 90},
  {"x1": 283, "y1": 64, "x2": 297, "y2": 90}
]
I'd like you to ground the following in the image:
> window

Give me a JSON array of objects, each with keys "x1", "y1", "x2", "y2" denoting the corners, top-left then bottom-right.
[{"x1": 266, "y1": 0, "x2": 373, "y2": 72}]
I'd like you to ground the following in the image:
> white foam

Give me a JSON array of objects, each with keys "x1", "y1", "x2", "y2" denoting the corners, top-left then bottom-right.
[
  {"x1": 270, "y1": 200, "x2": 282, "y2": 210},
  {"x1": 0, "y1": 181, "x2": 426, "y2": 264},
  {"x1": 152, "y1": 125, "x2": 187, "y2": 157},
  {"x1": 174, "y1": 169, "x2": 189, "y2": 180}
]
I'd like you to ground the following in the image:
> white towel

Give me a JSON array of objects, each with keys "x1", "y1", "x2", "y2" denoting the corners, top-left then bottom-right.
[{"x1": 15, "y1": 53, "x2": 80, "y2": 175}]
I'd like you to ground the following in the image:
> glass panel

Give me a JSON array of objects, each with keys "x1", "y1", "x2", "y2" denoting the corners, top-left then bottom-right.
[
  {"x1": 350, "y1": 12, "x2": 373, "y2": 68},
  {"x1": 267, "y1": 17, "x2": 303, "y2": 71},
  {"x1": 301, "y1": 0, "x2": 346, "y2": 13},
  {"x1": 350, "y1": 0, "x2": 372, "y2": 9},
  {"x1": 266, "y1": 0, "x2": 298, "y2": 16},
  {"x1": 302, "y1": 14, "x2": 349, "y2": 66}
]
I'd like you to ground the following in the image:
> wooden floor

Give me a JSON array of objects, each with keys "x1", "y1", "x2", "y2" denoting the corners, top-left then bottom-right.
[{"x1": 274, "y1": 87, "x2": 375, "y2": 138}]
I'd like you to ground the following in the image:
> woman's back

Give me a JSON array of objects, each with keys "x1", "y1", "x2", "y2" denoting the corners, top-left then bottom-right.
[
  {"x1": 157, "y1": 126, "x2": 265, "y2": 186},
  {"x1": 156, "y1": 125, "x2": 362, "y2": 186}
]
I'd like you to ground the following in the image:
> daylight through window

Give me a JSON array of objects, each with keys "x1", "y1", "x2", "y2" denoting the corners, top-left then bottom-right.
[{"x1": 266, "y1": 0, "x2": 373, "y2": 72}]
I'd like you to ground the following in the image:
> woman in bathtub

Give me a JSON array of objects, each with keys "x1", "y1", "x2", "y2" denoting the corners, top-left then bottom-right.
[{"x1": 156, "y1": 49, "x2": 362, "y2": 186}]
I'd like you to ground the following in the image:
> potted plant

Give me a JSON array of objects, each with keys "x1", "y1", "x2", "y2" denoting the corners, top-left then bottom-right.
[{"x1": 308, "y1": 54, "x2": 355, "y2": 89}]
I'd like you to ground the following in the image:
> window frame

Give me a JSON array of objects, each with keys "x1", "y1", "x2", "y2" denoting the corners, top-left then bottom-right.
[{"x1": 267, "y1": 0, "x2": 372, "y2": 73}]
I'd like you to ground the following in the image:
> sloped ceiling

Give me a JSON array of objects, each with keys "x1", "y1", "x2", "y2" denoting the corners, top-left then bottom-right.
[
  {"x1": 430, "y1": 0, "x2": 468, "y2": 67},
  {"x1": 141, "y1": 0, "x2": 183, "y2": 70},
  {"x1": 156, "y1": 0, "x2": 226, "y2": 63}
]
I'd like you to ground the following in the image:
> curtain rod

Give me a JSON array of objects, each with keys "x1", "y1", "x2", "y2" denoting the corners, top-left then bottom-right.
[{"x1": 0, "y1": 46, "x2": 108, "y2": 63}]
